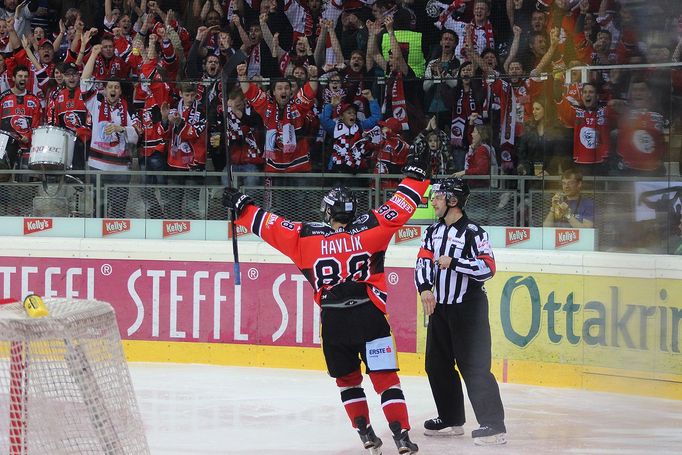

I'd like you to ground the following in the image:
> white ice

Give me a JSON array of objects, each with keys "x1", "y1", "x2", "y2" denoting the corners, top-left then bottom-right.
[{"x1": 130, "y1": 363, "x2": 682, "y2": 455}]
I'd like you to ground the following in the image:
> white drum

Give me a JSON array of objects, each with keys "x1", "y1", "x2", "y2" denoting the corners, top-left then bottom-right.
[
  {"x1": 0, "y1": 130, "x2": 12, "y2": 181},
  {"x1": 28, "y1": 126, "x2": 76, "y2": 171},
  {"x1": 0, "y1": 130, "x2": 12, "y2": 166}
]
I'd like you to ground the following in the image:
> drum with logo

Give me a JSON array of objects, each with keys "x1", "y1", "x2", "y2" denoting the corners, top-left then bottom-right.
[
  {"x1": 28, "y1": 126, "x2": 76, "y2": 171},
  {"x1": 0, "y1": 130, "x2": 14, "y2": 181}
]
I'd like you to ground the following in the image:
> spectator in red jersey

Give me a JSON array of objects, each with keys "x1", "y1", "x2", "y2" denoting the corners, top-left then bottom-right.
[
  {"x1": 166, "y1": 82, "x2": 207, "y2": 220},
  {"x1": 224, "y1": 88, "x2": 265, "y2": 188},
  {"x1": 46, "y1": 62, "x2": 91, "y2": 170},
  {"x1": 454, "y1": 123, "x2": 497, "y2": 189},
  {"x1": 0, "y1": 65, "x2": 42, "y2": 171},
  {"x1": 556, "y1": 82, "x2": 609, "y2": 175},
  {"x1": 608, "y1": 79, "x2": 666, "y2": 177},
  {"x1": 136, "y1": 35, "x2": 172, "y2": 219},
  {"x1": 260, "y1": 12, "x2": 315, "y2": 77},
  {"x1": 90, "y1": 34, "x2": 131, "y2": 82},
  {"x1": 237, "y1": 61, "x2": 318, "y2": 174},
  {"x1": 366, "y1": 116, "x2": 411, "y2": 190}
]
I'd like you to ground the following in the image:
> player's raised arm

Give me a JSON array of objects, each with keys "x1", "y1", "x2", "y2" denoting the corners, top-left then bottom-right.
[
  {"x1": 376, "y1": 139, "x2": 432, "y2": 228},
  {"x1": 222, "y1": 187, "x2": 303, "y2": 264}
]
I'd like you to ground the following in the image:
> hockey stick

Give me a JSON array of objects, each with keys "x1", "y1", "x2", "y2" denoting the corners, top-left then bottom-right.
[
  {"x1": 64, "y1": 339, "x2": 124, "y2": 455},
  {"x1": 220, "y1": 50, "x2": 247, "y2": 285}
]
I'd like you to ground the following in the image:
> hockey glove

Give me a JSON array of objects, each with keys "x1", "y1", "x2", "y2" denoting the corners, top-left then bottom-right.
[
  {"x1": 222, "y1": 187, "x2": 253, "y2": 217},
  {"x1": 401, "y1": 141, "x2": 431, "y2": 181}
]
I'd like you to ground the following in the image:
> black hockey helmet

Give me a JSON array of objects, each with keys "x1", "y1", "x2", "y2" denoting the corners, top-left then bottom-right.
[
  {"x1": 430, "y1": 178, "x2": 470, "y2": 209},
  {"x1": 321, "y1": 186, "x2": 357, "y2": 224}
]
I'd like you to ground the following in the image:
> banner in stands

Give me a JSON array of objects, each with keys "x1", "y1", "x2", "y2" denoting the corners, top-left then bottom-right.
[{"x1": 0, "y1": 257, "x2": 418, "y2": 352}]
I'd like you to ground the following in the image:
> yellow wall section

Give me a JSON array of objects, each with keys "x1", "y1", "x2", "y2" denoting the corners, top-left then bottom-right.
[{"x1": 122, "y1": 341, "x2": 682, "y2": 400}]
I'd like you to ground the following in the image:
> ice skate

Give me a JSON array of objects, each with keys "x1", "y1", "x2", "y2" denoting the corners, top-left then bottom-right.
[
  {"x1": 472, "y1": 425, "x2": 507, "y2": 446},
  {"x1": 356, "y1": 417, "x2": 383, "y2": 455},
  {"x1": 423, "y1": 417, "x2": 464, "y2": 436},
  {"x1": 389, "y1": 421, "x2": 418, "y2": 454}
]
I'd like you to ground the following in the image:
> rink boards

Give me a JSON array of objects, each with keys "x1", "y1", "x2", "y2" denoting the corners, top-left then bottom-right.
[{"x1": 0, "y1": 236, "x2": 681, "y2": 400}]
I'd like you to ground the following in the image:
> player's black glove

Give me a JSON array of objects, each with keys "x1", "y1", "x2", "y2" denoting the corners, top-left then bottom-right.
[
  {"x1": 222, "y1": 187, "x2": 253, "y2": 217},
  {"x1": 402, "y1": 141, "x2": 431, "y2": 181}
]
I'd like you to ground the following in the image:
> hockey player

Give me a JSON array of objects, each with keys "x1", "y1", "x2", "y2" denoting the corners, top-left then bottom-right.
[{"x1": 222, "y1": 142, "x2": 433, "y2": 455}]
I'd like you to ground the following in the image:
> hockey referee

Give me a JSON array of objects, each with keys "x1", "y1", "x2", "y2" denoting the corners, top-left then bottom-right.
[{"x1": 414, "y1": 178, "x2": 507, "y2": 446}]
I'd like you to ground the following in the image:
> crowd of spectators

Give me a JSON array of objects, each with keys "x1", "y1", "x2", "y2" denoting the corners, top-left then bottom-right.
[{"x1": 0, "y1": 0, "x2": 680, "y2": 238}]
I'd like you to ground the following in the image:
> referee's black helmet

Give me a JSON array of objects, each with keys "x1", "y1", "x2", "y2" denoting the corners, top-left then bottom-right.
[
  {"x1": 321, "y1": 186, "x2": 357, "y2": 224},
  {"x1": 431, "y1": 178, "x2": 470, "y2": 209}
]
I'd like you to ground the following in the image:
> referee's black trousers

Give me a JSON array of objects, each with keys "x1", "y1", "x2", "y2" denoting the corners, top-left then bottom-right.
[{"x1": 424, "y1": 293, "x2": 505, "y2": 430}]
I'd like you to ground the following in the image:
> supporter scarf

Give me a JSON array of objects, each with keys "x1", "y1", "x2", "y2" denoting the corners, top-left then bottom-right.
[
  {"x1": 331, "y1": 121, "x2": 364, "y2": 169},
  {"x1": 385, "y1": 71, "x2": 409, "y2": 131},
  {"x1": 451, "y1": 87, "x2": 476, "y2": 147},
  {"x1": 226, "y1": 107, "x2": 260, "y2": 160},
  {"x1": 99, "y1": 96, "x2": 128, "y2": 147},
  {"x1": 272, "y1": 103, "x2": 297, "y2": 154},
  {"x1": 470, "y1": 20, "x2": 495, "y2": 53},
  {"x1": 438, "y1": 0, "x2": 465, "y2": 26},
  {"x1": 248, "y1": 45, "x2": 261, "y2": 77},
  {"x1": 99, "y1": 97, "x2": 129, "y2": 127}
]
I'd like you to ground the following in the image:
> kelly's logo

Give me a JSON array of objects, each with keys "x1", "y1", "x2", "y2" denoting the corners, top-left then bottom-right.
[
  {"x1": 555, "y1": 229, "x2": 579, "y2": 248},
  {"x1": 163, "y1": 221, "x2": 190, "y2": 237},
  {"x1": 505, "y1": 228, "x2": 530, "y2": 247},
  {"x1": 24, "y1": 218, "x2": 52, "y2": 235},
  {"x1": 395, "y1": 226, "x2": 421, "y2": 244},
  {"x1": 102, "y1": 219, "x2": 130, "y2": 236},
  {"x1": 227, "y1": 222, "x2": 250, "y2": 239}
]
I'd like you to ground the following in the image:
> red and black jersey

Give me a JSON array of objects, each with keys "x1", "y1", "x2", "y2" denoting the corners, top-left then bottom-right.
[
  {"x1": 236, "y1": 177, "x2": 430, "y2": 314},
  {"x1": 616, "y1": 109, "x2": 666, "y2": 172},
  {"x1": 0, "y1": 89, "x2": 42, "y2": 150},
  {"x1": 136, "y1": 60, "x2": 171, "y2": 158},
  {"x1": 168, "y1": 99, "x2": 207, "y2": 169},
  {"x1": 47, "y1": 87, "x2": 91, "y2": 143},
  {"x1": 244, "y1": 82, "x2": 316, "y2": 172},
  {"x1": 92, "y1": 54, "x2": 131, "y2": 81},
  {"x1": 557, "y1": 96, "x2": 609, "y2": 165}
]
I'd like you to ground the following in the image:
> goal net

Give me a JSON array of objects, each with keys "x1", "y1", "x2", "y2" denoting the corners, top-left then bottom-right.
[{"x1": 0, "y1": 298, "x2": 149, "y2": 455}]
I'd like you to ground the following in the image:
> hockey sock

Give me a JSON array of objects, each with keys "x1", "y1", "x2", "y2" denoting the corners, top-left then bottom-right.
[
  {"x1": 336, "y1": 369, "x2": 369, "y2": 428},
  {"x1": 369, "y1": 371, "x2": 410, "y2": 430}
]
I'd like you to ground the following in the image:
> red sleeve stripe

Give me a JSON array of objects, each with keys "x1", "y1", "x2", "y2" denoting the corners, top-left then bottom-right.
[
  {"x1": 479, "y1": 253, "x2": 496, "y2": 276},
  {"x1": 417, "y1": 248, "x2": 434, "y2": 260}
]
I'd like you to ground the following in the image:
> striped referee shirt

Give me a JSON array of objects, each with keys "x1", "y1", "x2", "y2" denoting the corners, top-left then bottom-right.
[{"x1": 414, "y1": 215, "x2": 496, "y2": 304}]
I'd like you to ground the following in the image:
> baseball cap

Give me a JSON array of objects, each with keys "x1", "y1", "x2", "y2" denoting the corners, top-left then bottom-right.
[
  {"x1": 336, "y1": 102, "x2": 356, "y2": 116},
  {"x1": 38, "y1": 39, "x2": 53, "y2": 48},
  {"x1": 378, "y1": 117, "x2": 402, "y2": 135},
  {"x1": 62, "y1": 62, "x2": 79, "y2": 74}
]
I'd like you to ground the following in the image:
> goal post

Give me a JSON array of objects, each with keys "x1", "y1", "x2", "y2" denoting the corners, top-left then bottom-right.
[{"x1": 0, "y1": 298, "x2": 149, "y2": 455}]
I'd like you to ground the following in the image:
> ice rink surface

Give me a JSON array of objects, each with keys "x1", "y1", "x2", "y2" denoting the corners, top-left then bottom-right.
[{"x1": 130, "y1": 363, "x2": 682, "y2": 455}]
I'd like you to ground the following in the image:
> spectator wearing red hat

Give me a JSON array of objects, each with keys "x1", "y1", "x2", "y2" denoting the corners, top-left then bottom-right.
[
  {"x1": 320, "y1": 89, "x2": 381, "y2": 177},
  {"x1": 365, "y1": 116, "x2": 410, "y2": 190}
]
